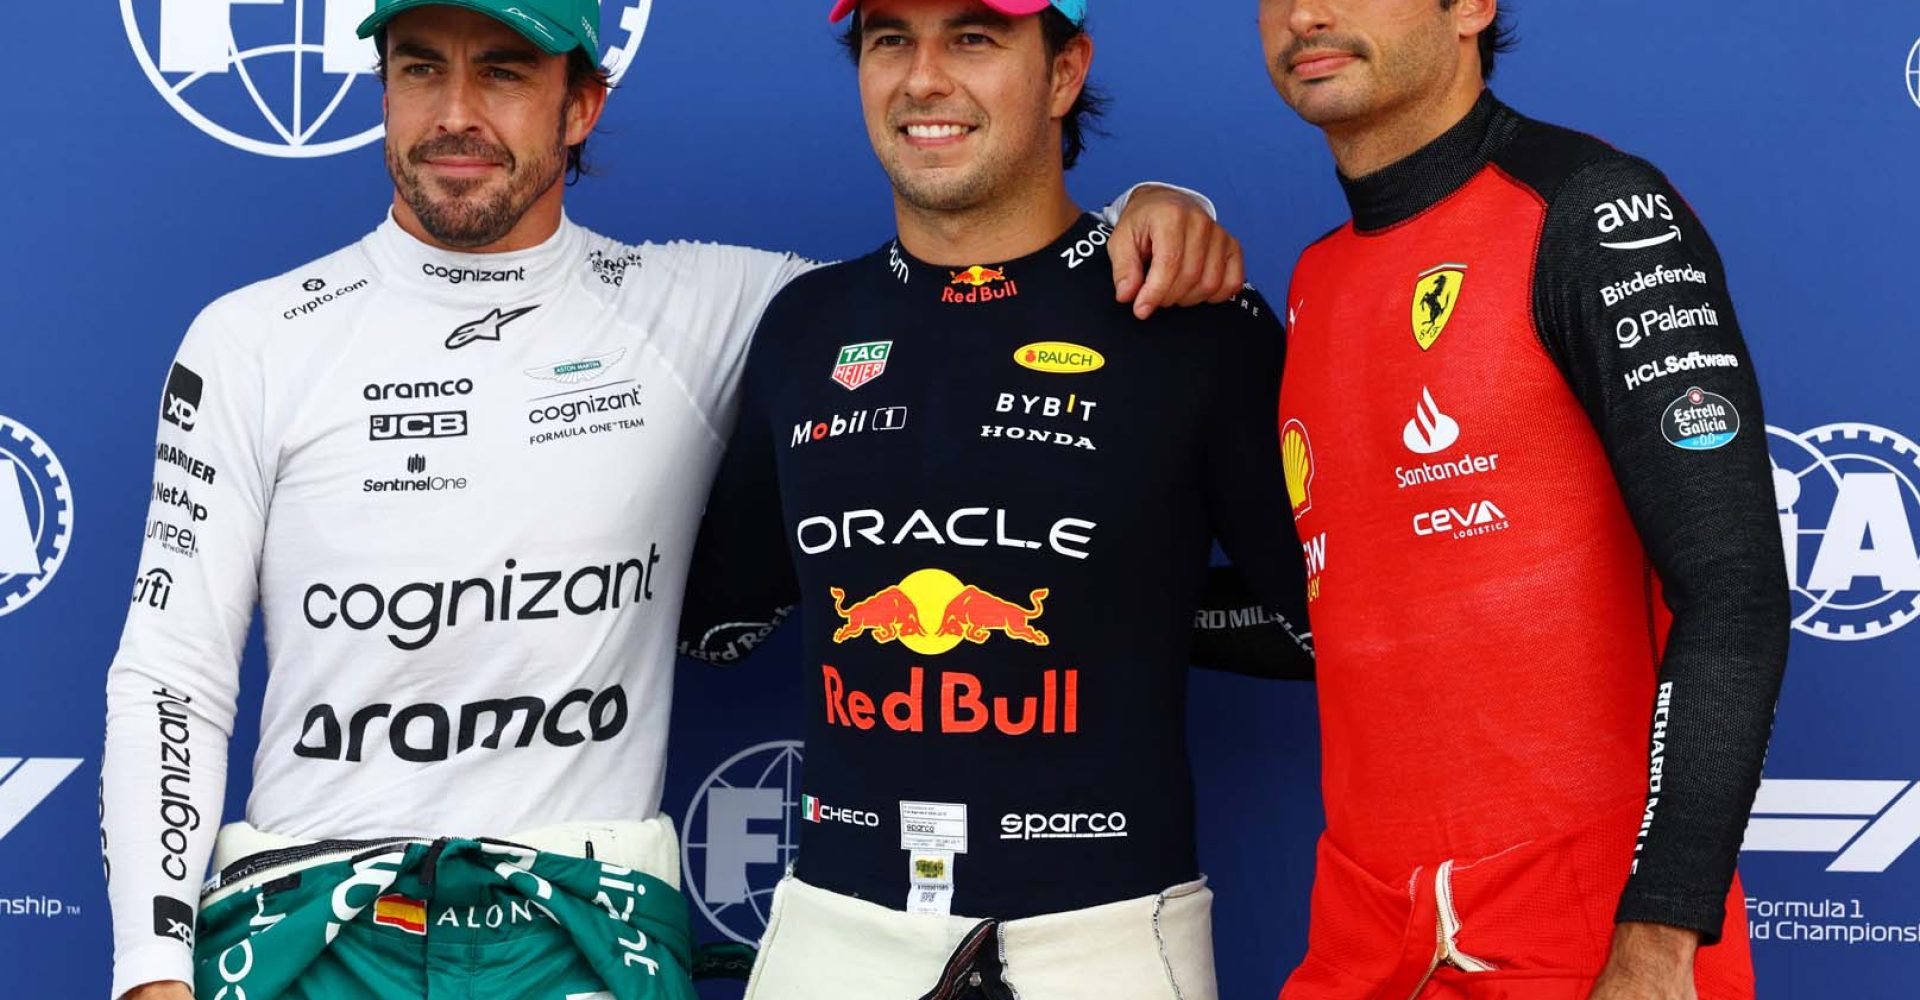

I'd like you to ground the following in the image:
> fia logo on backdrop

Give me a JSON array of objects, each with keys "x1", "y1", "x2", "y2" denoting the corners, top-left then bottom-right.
[
  {"x1": 1769, "y1": 423, "x2": 1920, "y2": 642},
  {"x1": 121, "y1": 1, "x2": 654, "y2": 158},
  {"x1": 0, "y1": 416, "x2": 73, "y2": 618},
  {"x1": 680, "y1": 741, "x2": 804, "y2": 945}
]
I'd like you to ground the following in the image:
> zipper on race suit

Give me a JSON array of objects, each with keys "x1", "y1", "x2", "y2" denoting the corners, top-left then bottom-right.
[
  {"x1": 1402, "y1": 861, "x2": 1498, "y2": 1000},
  {"x1": 209, "y1": 837, "x2": 414, "y2": 892}
]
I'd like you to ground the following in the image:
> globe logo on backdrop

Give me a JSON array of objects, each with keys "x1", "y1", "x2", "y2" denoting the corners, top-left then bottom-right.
[
  {"x1": 0, "y1": 416, "x2": 74, "y2": 618},
  {"x1": 121, "y1": 1, "x2": 654, "y2": 159},
  {"x1": 1769, "y1": 423, "x2": 1920, "y2": 641},
  {"x1": 1908, "y1": 37, "x2": 1920, "y2": 110},
  {"x1": 680, "y1": 740, "x2": 803, "y2": 945}
]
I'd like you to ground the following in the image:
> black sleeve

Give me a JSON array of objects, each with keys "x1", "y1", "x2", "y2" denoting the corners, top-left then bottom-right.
[
  {"x1": 676, "y1": 342, "x2": 800, "y2": 666},
  {"x1": 1534, "y1": 157, "x2": 1790, "y2": 941},
  {"x1": 1192, "y1": 289, "x2": 1316, "y2": 681}
]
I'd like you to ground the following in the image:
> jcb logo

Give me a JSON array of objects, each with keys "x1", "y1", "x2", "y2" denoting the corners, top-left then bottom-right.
[
  {"x1": 369, "y1": 411, "x2": 468, "y2": 441},
  {"x1": 1742, "y1": 779, "x2": 1920, "y2": 873}
]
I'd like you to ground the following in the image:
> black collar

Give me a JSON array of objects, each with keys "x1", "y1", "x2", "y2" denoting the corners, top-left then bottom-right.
[{"x1": 1338, "y1": 90, "x2": 1523, "y2": 233}]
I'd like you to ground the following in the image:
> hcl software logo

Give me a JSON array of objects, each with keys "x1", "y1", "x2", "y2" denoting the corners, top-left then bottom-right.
[
  {"x1": 122, "y1": 1, "x2": 654, "y2": 158},
  {"x1": 0, "y1": 416, "x2": 73, "y2": 618},
  {"x1": 1769, "y1": 423, "x2": 1920, "y2": 641},
  {"x1": 680, "y1": 741, "x2": 803, "y2": 946}
]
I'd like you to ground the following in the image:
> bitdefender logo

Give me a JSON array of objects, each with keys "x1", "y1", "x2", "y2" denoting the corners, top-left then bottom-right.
[
  {"x1": 0, "y1": 416, "x2": 74, "y2": 618},
  {"x1": 121, "y1": 2, "x2": 655, "y2": 158}
]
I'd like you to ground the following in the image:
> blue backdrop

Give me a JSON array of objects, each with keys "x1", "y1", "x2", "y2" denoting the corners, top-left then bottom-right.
[{"x1": 3, "y1": 2, "x2": 1917, "y2": 997}]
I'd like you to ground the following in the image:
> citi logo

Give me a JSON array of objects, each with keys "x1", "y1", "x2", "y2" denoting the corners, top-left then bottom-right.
[
  {"x1": 1414, "y1": 500, "x2": 1511, "y2": 539},
  {"x1": 1742, "y1": 778, "x2": 1920, "y2": 873},
  {"x1": 133, "y1": 568, "x2": 174, "y2": 611},
  {"x1": 1403, "y1": 387, "x2": 1461, "y2": 455},
  {"x1": 0, "y1": 757, "x2": 83, "y2": 841}
]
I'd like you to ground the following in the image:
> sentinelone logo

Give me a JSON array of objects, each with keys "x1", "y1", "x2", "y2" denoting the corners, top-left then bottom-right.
[
  {"x1": 681, "y1": 741, "x2": 804, "y2": 946},
  {"x1": 0, "y1": 417, "x2": 74, "y2": 618},
  {"x1": 122, "y1": 1, "x2": 654, "y2": 158}
]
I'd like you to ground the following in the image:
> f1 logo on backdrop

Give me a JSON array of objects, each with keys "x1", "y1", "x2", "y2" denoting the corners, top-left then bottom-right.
[
  {"x1": 1743, "y1": 779, "x2": 1920, "y2": 873},
  {"x1": 0, "y1": 759, "x2": 84, "y2": 841},
  {"x1": 0, "y1": 417, "x2": 74, "y2": 618},
  {"x1": 1769, "y1": 423, "x2": 1920, "y2": 641},
  {"x1": 122, "y1": 1, "x2": 653, "y2": 158},
  {"x1": 681, "y1": 741, "x2": 803, "y2": 946}
]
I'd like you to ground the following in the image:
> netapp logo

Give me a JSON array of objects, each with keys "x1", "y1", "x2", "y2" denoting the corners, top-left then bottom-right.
[
  {"x1": 152, "y1": 482, "x2": 208, "y2": 523},
  {"x1": 999, "y1": 811, "x2": 1128, "y2": 841},
  {"x1": 369, "y1": 412, "x2": 468, "y2": 441},
  {"x1": 363, "y1": 379, "x2": 474, "y2": 401},
  {"x1": 162, "y1": 364, "x2": 204, "y2": 432},
  {"x1": 422, "y1": 263, "x2": 525, "y2": 285},
  {"x1": 302, "y1": 547, "x2": 663, "y2": 651},
  {"x1": 293, "y1": 685, "x2": 629, "y2": 763}
]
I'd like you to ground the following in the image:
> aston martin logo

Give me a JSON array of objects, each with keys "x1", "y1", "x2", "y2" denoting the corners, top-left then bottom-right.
[{"x1": 525, "y1": 348, "x2": 628, "y2": 385}]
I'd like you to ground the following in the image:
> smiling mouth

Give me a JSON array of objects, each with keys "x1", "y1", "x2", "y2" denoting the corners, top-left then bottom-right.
[{"x1": 903, "y1": 123, "x2": 976, "y2": 140}]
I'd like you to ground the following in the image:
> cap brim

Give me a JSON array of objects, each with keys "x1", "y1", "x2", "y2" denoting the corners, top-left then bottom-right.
[
  {"x1": 357, "y1": 0, "x2": 581, "y2": 56},
  {"x1": 830, "y1": 0, "x2": 1056, "y2": 24}
]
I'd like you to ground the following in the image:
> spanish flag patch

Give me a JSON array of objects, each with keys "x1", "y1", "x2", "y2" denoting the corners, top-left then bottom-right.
[{"x1": 373, "y1": 894, "x2": 428, "y2": 935}]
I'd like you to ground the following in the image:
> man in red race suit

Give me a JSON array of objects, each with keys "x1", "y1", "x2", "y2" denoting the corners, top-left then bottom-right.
[{"x1": 1253, "y1": 2, "x2": 1790, "y2": 998}]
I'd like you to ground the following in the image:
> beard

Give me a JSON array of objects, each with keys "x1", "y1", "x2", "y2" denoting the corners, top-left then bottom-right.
[{"x1": 387, "y1": 110, "x2": 569, "y2": 249}]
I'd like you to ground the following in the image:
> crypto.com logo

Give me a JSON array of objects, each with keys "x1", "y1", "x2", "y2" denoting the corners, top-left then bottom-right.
[
  {"x1": 1770, "y1": 423, "x2": 1920, "y2": 641},
  {"x1": 122, "y1": 1, "x2": 653, "y2": 158},
  {"x1": 680, "y1": 741, "x2": 802, "y2": 945},
  {"x1": 1743, "y1": 779, "x2": 1920, "y2": 873},
  {"x1": 0, "y1": 759, "x2": 84, "y2": 841},
  {"x1": 0, "y1": 417, "x2": 74, "y2": 618}
]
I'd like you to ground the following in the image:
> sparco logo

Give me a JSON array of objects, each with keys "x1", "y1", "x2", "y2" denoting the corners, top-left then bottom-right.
[
  {"x1": 302, "y1": 546, "x2": 662, "y2": 650},
  {"x1": 369, "y1": 412, "x2": 468, "y2": 441},
  {"x1": 364, "y1": 379, "x2": 474, "y2": 401},
  {"x1": 1770, "y1": 423, "x2": 1920, "y2": 641},
  {"x1": 999, "y1": 811, "x2": 1128, "y2": 841},
  {"x1": 1742, "y1": 778, "x2": 1920, "y2": 873},
  {"x1": 423, "y1": 263, "x2": 526, "y2": 285},
  {"x1": 154, "y1": 688, "x2": 198, "y2": 882},
  {"x1": 293, "y1": 685, "x2": 630, "y2": 763}
]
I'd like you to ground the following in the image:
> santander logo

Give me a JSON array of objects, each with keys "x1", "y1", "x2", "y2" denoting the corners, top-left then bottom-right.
[{"x1": 1403, "y1": 387, "x2": 1462, "y2": 455}]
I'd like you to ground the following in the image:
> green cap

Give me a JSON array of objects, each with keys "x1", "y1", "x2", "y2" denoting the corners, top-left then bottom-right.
[{"x1": 357, "y1": 0, "x2": 603, "y2": 56}]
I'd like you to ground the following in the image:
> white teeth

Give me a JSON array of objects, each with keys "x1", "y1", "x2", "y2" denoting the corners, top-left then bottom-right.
[{"x1": 905, "y1": 124, "x2": 971, "y2": 139}]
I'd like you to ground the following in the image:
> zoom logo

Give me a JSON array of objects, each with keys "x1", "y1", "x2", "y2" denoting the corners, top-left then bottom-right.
[{"x1": 369, "y1": 412, "x2": 468, "y2": 442}]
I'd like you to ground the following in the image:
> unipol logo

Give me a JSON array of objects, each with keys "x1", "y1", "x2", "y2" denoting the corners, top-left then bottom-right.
[
  {"x1": 1743, "y1": 779, "x2": 1920, "y2": 873},
  {"x1": 1769, "y1": 423, "x2": 1920, "y2": 641},
  {"x1": 0, "y1": 416, "x2": 74, "y2": 618},
  {"x1": 681, "y1": 741, "x2": 803, "y2": 945},
  {"x1": 122, "y1": 1, "x2": 653, "y2": 158}
]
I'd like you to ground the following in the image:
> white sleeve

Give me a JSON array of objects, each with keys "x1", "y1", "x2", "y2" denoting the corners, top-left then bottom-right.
[
  {"x1": 1098, "y1": 182, "x2": 1220, "y2": 225},
  {"x1": 654, "y1": 244, "x2": 821, "y2": 438},
  {"x1": 101, "y1": 303, "x2": 270, "y2": 999}
]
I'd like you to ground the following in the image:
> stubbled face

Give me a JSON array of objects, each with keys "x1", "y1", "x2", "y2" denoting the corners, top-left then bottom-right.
[
  {"x1": 1259, "y1": 0, "x2": 1459, "y2": 130},
  {"x1": 381, "y1": 7, "x2": 582, "y2": 247},
  {"x1": 855, "y1": 0, "x2": 1083, "y2": 213}
]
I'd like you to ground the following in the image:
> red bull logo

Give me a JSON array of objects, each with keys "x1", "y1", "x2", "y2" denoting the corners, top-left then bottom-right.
[
  {"x1": 944, "y1": 265, "x2": 1018, "y2": 304},
  {"x1": 830, "y1": 570, "x2": 1048, "y2": 654}
]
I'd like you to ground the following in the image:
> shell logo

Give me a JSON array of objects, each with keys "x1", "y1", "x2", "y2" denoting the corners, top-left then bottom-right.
[{"x1": 1283, "y1": 419, "x2": 1315, "y2": 516}]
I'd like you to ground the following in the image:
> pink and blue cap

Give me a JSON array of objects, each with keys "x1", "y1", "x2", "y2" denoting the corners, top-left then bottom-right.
[{"x1": 828, "y1": 0, "x2": 1087, "y2": 27}]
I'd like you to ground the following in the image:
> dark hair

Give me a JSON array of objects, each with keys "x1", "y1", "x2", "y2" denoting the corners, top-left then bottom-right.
[
  {"x1": 1441, "y1": 2, "x2": 1518, "y2": 80},
  {"x1": 838, "y1": 9, "x2": 1108, "y2": 170},
  {"x1": 372, "y1": 31, "x2": 613, "y2": 184}
]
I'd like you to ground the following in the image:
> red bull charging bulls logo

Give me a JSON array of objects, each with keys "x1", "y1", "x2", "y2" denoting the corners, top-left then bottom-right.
[
  {"x1": 823, "y1": 570, "x2": 1074, "y2": 736},
  {"x1": 944, "y1": 265, "x2": 1019, "y2": 304}
]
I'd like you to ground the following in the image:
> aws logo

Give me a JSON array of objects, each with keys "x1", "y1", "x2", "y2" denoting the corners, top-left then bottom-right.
[{"x1": 830, "y1": 570, "x2": 1050, "y2": 655}]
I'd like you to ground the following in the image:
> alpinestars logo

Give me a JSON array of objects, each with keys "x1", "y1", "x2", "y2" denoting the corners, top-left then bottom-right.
[
  {"x1": 0, "y1": 757, "x2": 84, "y2": 840},
  {"x1": 1770, "y1": 423, "x2": 1920, "y2": 641},
  {"x1": 446, "y1": 306, "x2": 539, "y2": 349},
  {"x1": 0, "y1": 417, "x2": 74, "y2": 618},
  {"x1": 1743, "y1": 779, "x2": 1920, "y2": 872}
]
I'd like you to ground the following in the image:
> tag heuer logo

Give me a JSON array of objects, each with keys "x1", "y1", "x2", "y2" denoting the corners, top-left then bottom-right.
[{"x1": 832, "y1": 341, "x2": 893, "y2": 391}]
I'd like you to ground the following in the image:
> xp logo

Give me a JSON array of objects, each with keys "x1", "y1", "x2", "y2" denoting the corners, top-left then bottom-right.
[
  {"x1": 0, "y1": 417, "x2": 74, "y2": 618},
  {"x1": 0, "y1": 758, "x2": 84, "y2": 840},
  {"x1": 1769, "y1": 423, "x2": 1920, "y2": 641},
  {"x1": 681, "y1": 741, "x2": 804, "y2": 946},
  {"x1": 122, "y1": 1, "x2": 654, "y2": 158},
  {"x1": 1743, "y1": 779, "x2": 1920, "y2": 873}
]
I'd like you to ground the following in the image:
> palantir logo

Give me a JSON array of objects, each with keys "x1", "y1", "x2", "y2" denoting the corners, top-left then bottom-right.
[
  {"x1": 0, "y1": 417, "x2": 74, "y2": 618},
  {"x1": 1769, "y1": 423, "x2": 1920, "y2": 641},
  {"x1": 681, "y1": 741, "x2": 803, "y2": 946},
  {"x1": 1743, "y1": 779, "x2": 1920, "y2": 873},
  {"x1": 0, "y1": 758, "x2": 84, "y2": 841},
  {"x1": 121, "y1": 2, "x2": 653, "y2": 158}
]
